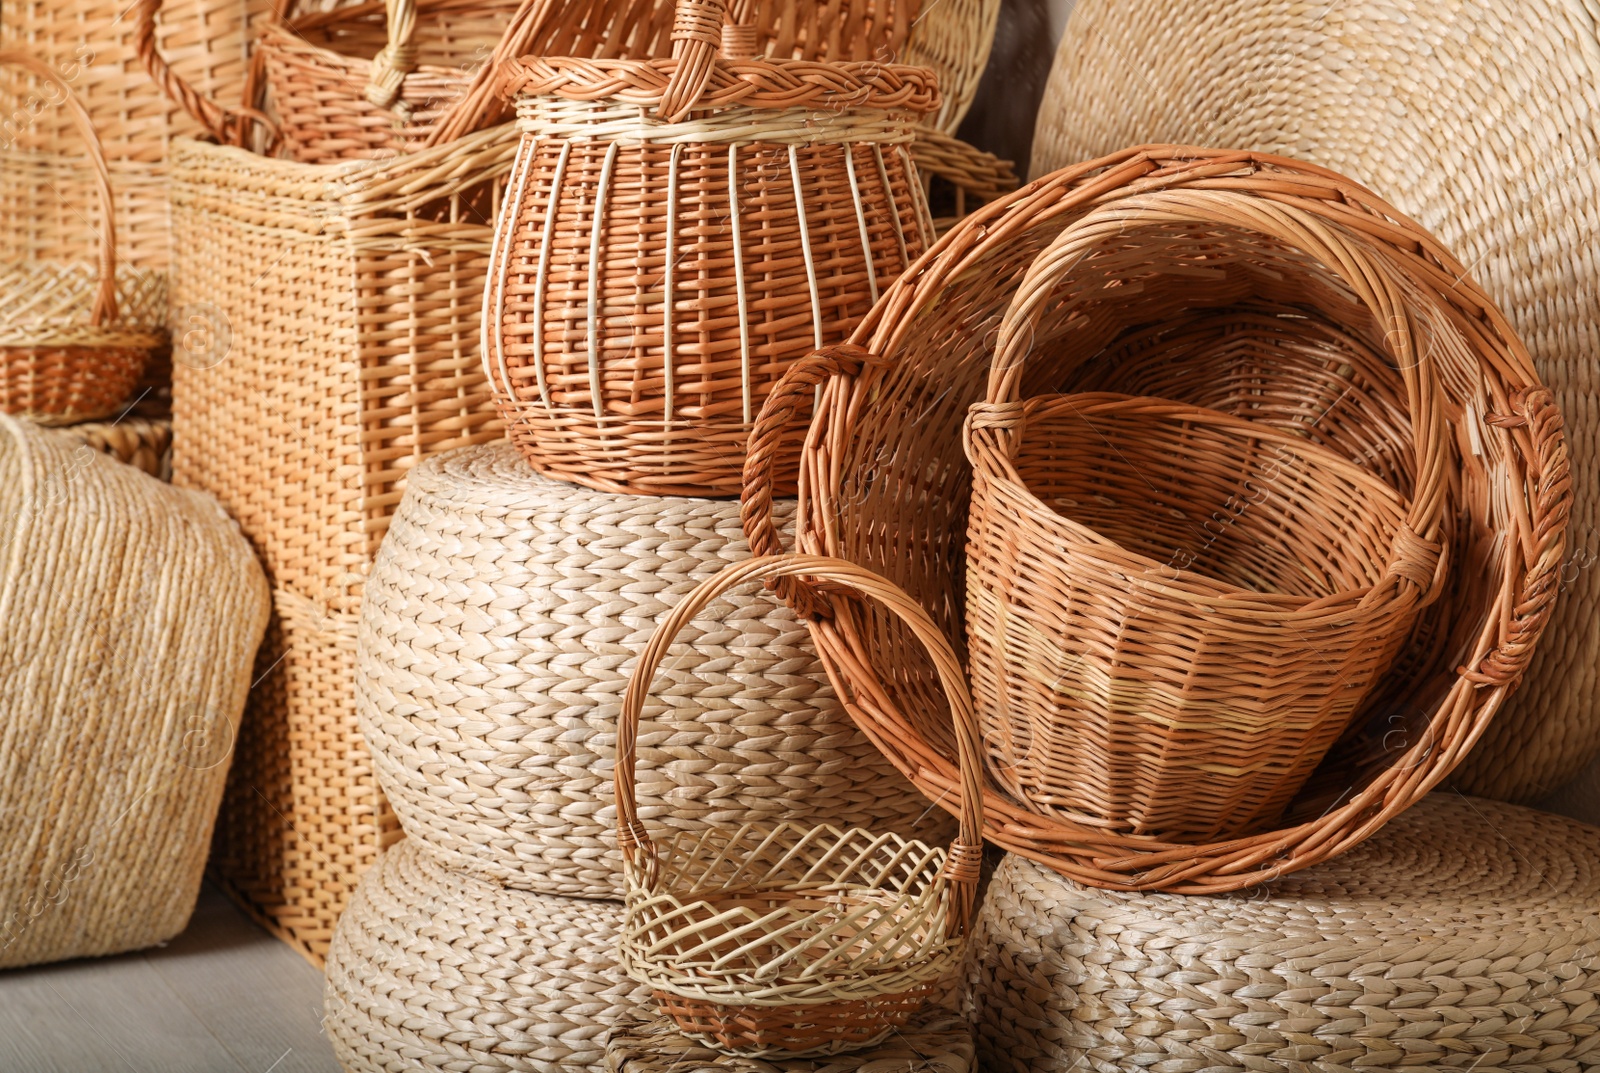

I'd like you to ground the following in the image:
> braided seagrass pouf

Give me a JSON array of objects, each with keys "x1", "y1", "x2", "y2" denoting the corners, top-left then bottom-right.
[
  {"x1": 357, "y1": 442, "x2": 949, "y2": 899},
  {"x1": 968, "y1": 794, "x2": 1600, "y2": 1072},
  {"x1": 324, "y1": 838, "x2": 648, "y2": 1073}
]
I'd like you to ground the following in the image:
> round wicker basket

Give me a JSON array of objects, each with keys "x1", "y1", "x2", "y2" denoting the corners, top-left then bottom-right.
[
  {"x1": 741, "y1": 146, "x2": 1572, "y2": 892},
  {"x1": 969, "y1": 794, "x2": 1600, "y2": 1072},
  {"x1": 357, "y1": 444, "x2": 950, "y2": 899},
  {"x1": 323, "y1": 838, "x2": 649, "y2": 1073},
  {"x1": 1029, "y1": 0, "x2": 1600, "y2": 805}
]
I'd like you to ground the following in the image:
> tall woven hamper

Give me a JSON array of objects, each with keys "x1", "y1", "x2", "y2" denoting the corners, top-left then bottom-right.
[
  {"x1": 969, "y1": 794, "x2": 1600, "y2": 1072},
  {"x1": 358, "y1": 443, "x2": 949, "y2": 898},
  {"x1": 1030, "y1": 0, "x2": 1600, "y2": 804},
  {"x1": 165, "y1": 128, "x2": 511, "y2": 962},
  {"x1": 0, "y1": 418, "x2": 269, "y2": 968},
  {"x1": 323, "y1": 838, "x2": 652, "y2": 1073}
]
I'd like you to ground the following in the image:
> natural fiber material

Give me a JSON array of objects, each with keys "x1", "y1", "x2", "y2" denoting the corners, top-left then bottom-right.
[
  {"x1": 359, "y1": 443, "x2": 947, "y2": 897},
  {"x1": 606, "y1": 1010, "x2": 974, "y2": 1073},
  {"x1": 0, "y1": 53, "x2": 163, "y2": 424},
  {"x1": 616, "y1": 555, "x2": 984, "y2": 1058},
  {"x1": 969, "y1": 793, "x2": 1600, "y2": 1072},
  {"x1": 483, "y1": 47, "x2": 937, "y2": 497},
  {"x1": 0, "y1": 417, "x2": 268, "y2": 968},
  {"x1": 907, "y1": 128, "x2": 1019, "y2": 236},
  {"x1": 167, "y1": 130, "x2": 509, "y2": 612},
  {"x1": 52, "y1": 415, "x2": 172, "y2": 480},
  {"x1": 211, "y1": 587, "x2": 400, "y2": 965},
  {"x1": 742, "y1": 146, "x2": 1571, "y2": 892},
  {"x1": 323, "y1": 838, "x2": 650, "y2": 1073},
  {"x1": 900, "y1": 0, "x2": 999, "y2": 135},
  {"x1": 966, "y1": 393, "x2": 1437, "y2": 841},
  {"x1": 1029, "y1": 0, "x2": 1600, "y2": 804}
]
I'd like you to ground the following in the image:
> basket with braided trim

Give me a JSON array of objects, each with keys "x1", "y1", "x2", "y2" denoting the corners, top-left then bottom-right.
[
  {"x1": 617, "y1": 555, "x2": 983, "y2": 1058},
  {"x1": 483, "y1": 6, "x2": 940, "y2": 495},
  {"x1": 741, "y1": 146, "x2": 1572, "y2": 892}
]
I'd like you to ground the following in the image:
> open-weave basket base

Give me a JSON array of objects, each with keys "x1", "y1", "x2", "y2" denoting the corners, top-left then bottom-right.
[
  {"x1": 968, "y1": 793, "x2": 1600, "y2": 1072},
  {"x1": 1030, "y1": 0, "x2": 1600, "y2": 803},
  {"x1": 606, "y1": 1009, "x2": 974, "y2": 1073},
  {"x1": 323, "y1": 838, "x2": 649, "y2": 1073},
  {"x1": 359, "y1": 443, "x2": 951, "y2": 898}
]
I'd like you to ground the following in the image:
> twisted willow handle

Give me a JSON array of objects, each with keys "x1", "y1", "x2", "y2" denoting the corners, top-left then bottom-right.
[
  {"x1": 132, "y1": 0, "x2": 277, "y2": 147},
  {"x1": 613, "y1": 554, "x2": 986, "y2": 931}
]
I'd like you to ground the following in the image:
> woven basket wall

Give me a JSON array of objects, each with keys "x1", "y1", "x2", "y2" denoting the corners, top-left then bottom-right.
[
  {"x1": 323, "y1": 838, "x2": 650, "y2": 1073},
  {"x1": 52, "y1": 415, "x2": 172, "y2": 480},
  {"x1": 968, "y1": 794, "x2": 1600, "y2": 1072},
  {"x1": 1030, "y1": 0, "x2": 1600, "y2": 803},
  {"x1": 358, "y1": 444, "x2": 951, "y2": 898},
  {"x1": 0, "y1": 0, "x2": 275, "y2": 273},
  {"x1": 606, "y1": 1010, "x2": 975, "y2": 1073},
  {"x1": 0, "y1": 418, "x2": 269, "y2": 968}
]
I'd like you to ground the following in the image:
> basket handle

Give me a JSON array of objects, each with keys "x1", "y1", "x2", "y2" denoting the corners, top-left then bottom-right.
[
  {"x1": 973, "y1": 188, "x2": 1451, "y2": 597},
  {"x1": 614, "y1": 554, "x2": 986, "y2": 920},
  {"x1": 0, "y1": 51, "x2": 116, "y2": 327},
  {"x1": 656, "y1": 0, "x2": 757, "y2": 121},
  {"x1": 365, "y1": 0, "x2": 419, "y2": 107},
  {"x1": 132, "y1": 0, "x2": 277, "y2": 148},
  {"x1": 422, "y1": 0, "x2": 563, "y2": 146}
]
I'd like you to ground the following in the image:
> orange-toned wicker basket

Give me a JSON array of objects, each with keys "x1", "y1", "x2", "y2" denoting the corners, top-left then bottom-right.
[
  {"x1": 482, "y1": 5, "x2": 939, "y2": 496},
  {"x1": 617, "y1": 554, "x2": 983, "y2": 1058},
  {"x1": 0, "y1": 53, "x2": 162, "y2": 424},
  {"x1": 965, "y1": 391, "x2": 1440, "y2": 842},
  {"x1": 741, "y1": 146, "x2": 1573, "y2": 892}
]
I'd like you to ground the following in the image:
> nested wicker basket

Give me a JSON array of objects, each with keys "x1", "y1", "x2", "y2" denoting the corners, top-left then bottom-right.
[
  {"x1": 965, "y1": 391, "x2": 1439, "y2": 842},
  {"x1": 0, "y1": 53, "x2": 163, "y2": 424},
  {"x1": 742, "y1": 147, "x2": 1572, "y2": 892},
  {"x1": 617, "y1": 555, "x2": 983, "y2": 1058},
  {"x1": 482, "y1": 9, "x2": 939, "y2": 496},
  {"x1": 357, "y1": 444, "x2": 948, "y2": 898}
]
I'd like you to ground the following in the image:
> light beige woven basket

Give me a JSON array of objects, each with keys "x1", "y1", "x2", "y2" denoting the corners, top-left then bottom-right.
[
  {"x1": 357, "y1": 443, "x2": 949, "y2": 898},
  {"x1": 52, "y1": 414, "x2": 173, "y2": 480},
  {"x1": 1029, "y1": 0, "x2": 1600, "y2": 804},
  {"x1": 323, "y1": 838, "x2": 650, "y2": 1073},
  {"x1": 0, "y1": 417, "x2": 269, "y2": 968},
  {"x1": 969, "y1": 793, "x2": 1600, "y2": 1072}
]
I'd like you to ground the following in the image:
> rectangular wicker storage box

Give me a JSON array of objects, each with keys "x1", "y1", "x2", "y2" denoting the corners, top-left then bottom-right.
[{"x1": 168, "y1": 129, "x2": 510, "y2": 961}]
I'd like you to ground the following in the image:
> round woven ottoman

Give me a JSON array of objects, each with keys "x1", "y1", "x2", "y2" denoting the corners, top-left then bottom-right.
[
  {"x1": 357, "y1": 443, "x2": 948, "y2": 898},
  {"x1": 969, "y1": 794, "x2": 1600, "y2": 1072},
  {"x1": 606, "y1": 1010, "x2": 975, "y2": 1073},
  {"x1": 323, "y1": 839, "x2": 649, "y2": 1073}
]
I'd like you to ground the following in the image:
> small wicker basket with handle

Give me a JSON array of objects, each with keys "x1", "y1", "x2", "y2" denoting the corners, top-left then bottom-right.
[
  {"x1": 0, "y1": 52, "x2": 162, "y2": 424},
  {"x1": 965, "y1": 391, "x2": 1440, "y2": 842},
  {"x1": 616, "y1": 554, "x2": 984, "y2": 1058}
]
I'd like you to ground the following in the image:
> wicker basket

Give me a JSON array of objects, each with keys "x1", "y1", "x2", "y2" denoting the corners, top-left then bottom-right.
[
  {"x1": 970, "y1": 794, "x2": 1600, "y2": 1072},
  {"x1": 606, "y1": 1010, "x2": 975, "y2": 1073},
  {"x1": 0, "y1": 418, "x2": 269, "y2": 968},
  {"x1": 357, "y1": 443, "x2": 949, "y2": 897},
  {"x1": 1028, "y1": 0, "x2": 1600, "y2": 805},
  {"x1": 0, "y1": 53, "x2": 163, "y2": 424},
  {"x1": 324, "y1": 838, "x2": 651, "y2": 1073},
  {"x1": 742, "y1": 146, "x2": 1572, "y2": 892},
  {"x1": 617, "y1": 554, "x2": 983, "y2": 1058},
  {"x1": 53, "y1": 414, "x2": 173, "y2": 480},
  {"x1": 482, "y1": 18, "x2": 939, "y2": 497},
  {"x1": 965, "y1": 392, "x2": 1439, "y2": 842}
]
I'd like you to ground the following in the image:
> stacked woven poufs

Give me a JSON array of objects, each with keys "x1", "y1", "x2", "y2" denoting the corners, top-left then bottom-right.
[
  {"x1": 968, "y1": 794, "x2": 1600, "y2": 1072},
  {"x1": 324, "y1": 443, "x2": 955, "y2": 1073}
]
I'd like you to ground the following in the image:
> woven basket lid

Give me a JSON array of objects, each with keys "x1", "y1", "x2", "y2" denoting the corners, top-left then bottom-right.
[
  {"x1": 1030, "y1": 0, "x2": 1600, "y2": 803},
  {"x1": 971, "y1": 793, "x2": 1600, "y2": 1072}
]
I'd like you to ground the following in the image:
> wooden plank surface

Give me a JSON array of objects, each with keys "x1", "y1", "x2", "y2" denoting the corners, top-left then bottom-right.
[{"x1": 0, "y1": 883, "x2": 340, "y2": 1072}]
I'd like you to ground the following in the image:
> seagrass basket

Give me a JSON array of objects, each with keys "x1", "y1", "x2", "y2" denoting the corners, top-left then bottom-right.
[
  {"x1": 617, "y1": 555, "x2": 983, "y2": 1058},
  {"x1": 484, "y1": 10, "x2": 939, "y2": 496},
  {"x1": 0, "y1": 53, "x2": 163, "y2": 424},
  {"x1": 356, "y1": 444, "x2": 948, "y2": 898},
  {"x1": 966, "y1": 392, "x2": 1438, "y2": 842},
  {"x1": 741, "y1": 146, "x2": 1572, "y2": 892},
  {"x1": 1029, "y1": 0, "x2": 1600, "y2": 806}
]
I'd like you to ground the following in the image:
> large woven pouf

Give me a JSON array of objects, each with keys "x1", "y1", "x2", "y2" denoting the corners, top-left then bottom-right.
[
  {"x1": 323, "y1": 838, "x2": 649, "y2": 1073},
  {"x1": 0, "y1": 417, "x2": 269, "y2": 967},
  {"x1": 968, "y1": 794, "x2": 1600, "y2": 1072},
  {"x1": 357, "y1": 443, "x2": 948, "y2": 898},
  {"x1": 606, "y1": 1010, "x2": 975, "y2": 1073}
]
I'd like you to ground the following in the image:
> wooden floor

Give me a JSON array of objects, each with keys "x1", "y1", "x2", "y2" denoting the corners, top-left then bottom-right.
[{"x1": 0, "y1": 883, "x2": 340, "y2": 1073}]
